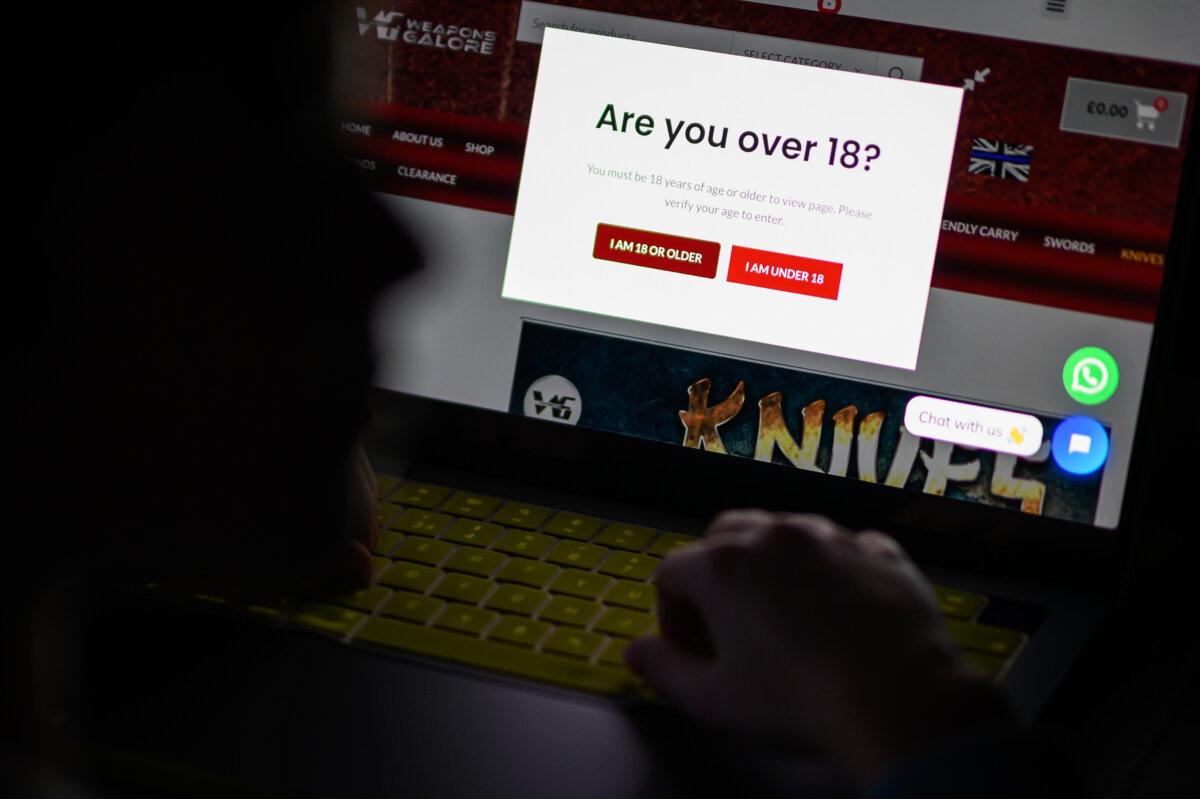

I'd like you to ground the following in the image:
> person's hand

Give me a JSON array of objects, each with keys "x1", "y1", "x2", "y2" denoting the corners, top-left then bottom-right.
[
  {"x1": 625, "y1": 510, "x2": 1014, "y2": 789},
  {"x1": 340, "y1": 443, "x2": 380, "y2": 587},
  {"x1": 282, "y1": 441, "x2": 380, "y2": 589},
  {"x1": 224, "y1": 442, "x2": 379, "y2": 589}
]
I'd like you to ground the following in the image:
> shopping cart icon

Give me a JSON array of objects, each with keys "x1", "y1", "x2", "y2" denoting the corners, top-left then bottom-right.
[{"x1": 1134, "y1": 100, "x2": 1159, "y2": 131}]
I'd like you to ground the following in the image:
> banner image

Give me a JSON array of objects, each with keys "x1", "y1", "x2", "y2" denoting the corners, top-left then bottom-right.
[{"x1": 509, "y1": 322, "x2": 1104, "y2": 523}]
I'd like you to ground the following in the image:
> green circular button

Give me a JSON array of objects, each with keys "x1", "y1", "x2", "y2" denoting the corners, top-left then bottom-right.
[{"x1": 1063, "y1": 346, "x2": 1119, "y2": 405}]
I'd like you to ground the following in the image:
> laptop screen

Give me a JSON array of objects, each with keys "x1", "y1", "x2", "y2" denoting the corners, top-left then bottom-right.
[{"x1": 339, "y1": 1, "x2": 1198, "y2": 530}]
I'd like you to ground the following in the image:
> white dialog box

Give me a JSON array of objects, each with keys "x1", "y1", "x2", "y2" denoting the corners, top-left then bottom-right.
[{"x1": 502, "y1": 28, "x2": 964, "y2": 369}]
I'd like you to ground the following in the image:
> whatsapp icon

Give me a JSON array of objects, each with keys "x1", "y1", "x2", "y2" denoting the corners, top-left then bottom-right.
[{"x1": 1063, "y1": 347, "x2": 1119, "y2": 405}]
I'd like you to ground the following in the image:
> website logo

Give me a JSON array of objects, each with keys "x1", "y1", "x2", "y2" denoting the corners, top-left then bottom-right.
[
  {"x1": 357, "y1": 8, "x2": 404, "y2": 40},
  {"x1": 355, "y1": 7, "x2": 498, "y2": 55},
  {"x1": 524, "y1": 375, "x2": 581, "y2": 425}
]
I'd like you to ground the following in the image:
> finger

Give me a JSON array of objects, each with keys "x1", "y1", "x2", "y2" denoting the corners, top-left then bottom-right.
[
  {"x1": 705, "y1": 508, "x2": 775, "y2": 539},
  {"x1": 708, "y1": 511, "x2": 847, "y2": 554},
  {"x1": 353, "y1": 445, "x2": 378, "y2": 505},
  {"x1": 856, "y1": 531, "x2": 934, "y2": 602},
  {"x1": 625, "y1": 635, "x2": 714, "y2": 713},
  {"x1": 654, "y1": 543, "x2": 728, "y2": 617},
  {"x1": 346, "y1": 538, "x2": 374, "y2": 588},
  {"x1": 657, "y1": 586, "x2": 714, "y2": 658},
  {"x1": 856, "y1": 530, "x2": 907, "y2": 562},
  {"x1": 306, "y1": 536, "x2": 373, "y2": 590},
  {"x1": 778, "y1": 513, "x2": 849, "y2": 546},
  {"x1": 347, "y1": 447, "x2": 378, "y2": 550},
  {"x1": 261, "y1": 534, "x2": 371, "y2": 592},
  {"x1": 309, "y1": 536, "x2": 373, "y2": 590}
]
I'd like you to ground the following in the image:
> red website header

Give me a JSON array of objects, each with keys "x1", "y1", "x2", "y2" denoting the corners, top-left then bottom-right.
[{"x1": 338, "y1": 0, "x2": 1197, "y2": 323}]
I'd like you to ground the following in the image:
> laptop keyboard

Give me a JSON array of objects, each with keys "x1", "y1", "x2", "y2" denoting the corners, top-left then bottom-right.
[{"x1": 139, "y1": 477, "x2": 1027, "y2": 695}]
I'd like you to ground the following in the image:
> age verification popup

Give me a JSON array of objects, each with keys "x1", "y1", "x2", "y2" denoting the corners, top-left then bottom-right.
[{"x1": 502, "y1": 29, "x2": 963, "y2": 369}]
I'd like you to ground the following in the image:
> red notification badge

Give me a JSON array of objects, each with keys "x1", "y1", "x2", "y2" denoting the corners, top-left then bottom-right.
[{"x1": 818, "y1": 0, "x2": 842, "y2": 13}]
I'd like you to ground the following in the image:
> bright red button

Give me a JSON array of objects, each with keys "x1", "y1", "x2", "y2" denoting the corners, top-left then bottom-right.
[
  {"x1": 726, "y1": 245, "x2": 842, "y2": 300},
  {"x1": 593, "y1": 223, "x2": 720, "y2": 279}
]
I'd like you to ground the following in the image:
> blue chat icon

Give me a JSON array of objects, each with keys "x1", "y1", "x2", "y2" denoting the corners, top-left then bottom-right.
[{"x1": 1051, "y1": 416, "x2": 1109, "y2": 476}]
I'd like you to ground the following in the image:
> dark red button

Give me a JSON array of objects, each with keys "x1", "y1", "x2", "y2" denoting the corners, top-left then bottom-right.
[
  {"x1": 593, "y1": 223, "x2": 720, "y2": 279},
  {"x1": 726, "y1": 245, "x2": 842, "y2": 300}
]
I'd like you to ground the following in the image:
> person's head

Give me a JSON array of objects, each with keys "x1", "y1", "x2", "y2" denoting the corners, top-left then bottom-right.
[{"x1": 26, "y1": 1, "x2": 415, "y2": 582}]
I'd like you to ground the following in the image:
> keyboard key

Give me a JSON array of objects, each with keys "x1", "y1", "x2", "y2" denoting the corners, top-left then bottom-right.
[
  {"x1": 291, "y1": 603, "x2": 363, "y2": 635},
  {"x1": 598, "y1": 638, "x2": 630, "y2": 668},
  {"x1": 441, "y1": 519, "x2": 504, "y2": 547},
  {"x1": 497, "y1": 558, "x2": 558, "y2": 589},
  {"x1": 435, "y1": 604, "x2": 497, "y2": 636},
  {"x1": 375, "y1": 474, "x2": 402, "y2": 500},
  {"x1": 485, "y1": 585, "x2": 550, "y2": 615},
  {"x1": 539, "y1": 596, "x2": 600, "y2": 627},
  {"x1": 543, "y1": 628, "x2": 603, "y2": 660},
  {"x1": 945, "y1": 620, "x2": 1026, "y2": 657},
  {"x1": 191, "y1": 590, "x2": 232, "y2": 606},
  {"x1": 376, "y1": 503, "x2": 402, "y2": 528},
  {"x1": 381, "y1": 591, "x2": 445, "y2": 624},
  {"x1": 934, "y1": 586, "x2": 988, "y2": 620},
  {"x1": 443, "y1": 546, "x2": 505, "y2": 578},
  {"x1": 961, "y1": 650, "x2": 1010, "y2": 683},
  {"x1": 493, "y1": 529, "x2": 555, "y2": 558},
  {"x1": 393, "y1": 537, "x2": 454, "y2": 567},
  {"x1": 243, "y1": 602, "x2": 286, "y2": 621},
  {"x1": 325, "y1": 585, "x2": 391, "y2": 613},
  {"x1": 549, "y1": 569, "x2": 613, "y2": 600},
  {"x1": 355, "y1": 617, "x2": 638, "y2": 694},
  {"x1": 594, "y1": 523, "x2": 656, "y2": 552},
  {"x1": 388, "y1": 482, "x2": 451, "y2": 509},
  {"x1": 442, "y1": 491, "x2": 501, "y2": 520},
  {"x1": 488, "y1": 616, "x2": 550, "y2": 648},
  {"x1": 372, "y1": 530, "x2": 404, "y2": 556},
  {"x1": 432, "y1": 573, "x2": 491, "y2": 604},
  {"x1": 492, "y1": 502, "x2": 553, "y2": 530},
  {"x1": 604, "y1": 581, "x2": 656, "y2": 611},
  {"x1": 370, "y1": 556, "x2": 392, "y2": 577},
  {"x1": 543, "y1": 512, "x2": 603, "y2": 541},
  {"x1": 388, "y1": 509, "x2": 452, "y2": 537},
  {"x1": 545, "y1": 541, "x2": 607, "y2": 570},
  {"x1": 222, "y1": 590, "x2": 288, "y2": 620},
  {"x1": 379, "y1": 561, "x2": 442, "y2": 592},
  {"x1": 646, "y1": 532, "x2": 699, "y2": 557},
  {"x1": 594, "y1": 607, "x2": 655, "y2": 638},
  {"x1": 597, "y1": 551, "x2": 660, "y2": 581}
]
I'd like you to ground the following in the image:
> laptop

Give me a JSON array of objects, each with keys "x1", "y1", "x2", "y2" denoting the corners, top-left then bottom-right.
[{"x1": 123, "y1": 1, "x2": 1198, "y2": 796}]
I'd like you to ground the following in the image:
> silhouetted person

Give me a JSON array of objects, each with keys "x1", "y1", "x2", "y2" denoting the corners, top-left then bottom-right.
[{"x1": 13, "y1": 3, "x2": 1080, "y2": 797}]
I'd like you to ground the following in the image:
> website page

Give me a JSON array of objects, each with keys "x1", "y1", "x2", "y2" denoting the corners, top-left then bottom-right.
[{"x1": 337, "y1": 0, "x2": 1198, "y2": 528}]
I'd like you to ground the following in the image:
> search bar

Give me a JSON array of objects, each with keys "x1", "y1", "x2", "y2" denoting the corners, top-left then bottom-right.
[
  {"x1": 731, "y1": 31, "x2": 923, "y2": 79},
  {"x1": 515, "y1": 2, "x2": 923, "y2": 79},
  {"x1": 904, "y1": 396, "x2": 1044, "y2": 457}
]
